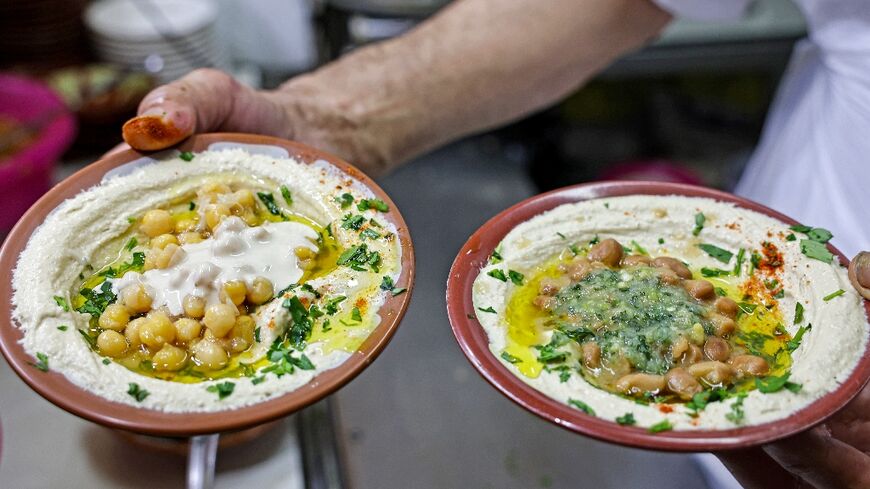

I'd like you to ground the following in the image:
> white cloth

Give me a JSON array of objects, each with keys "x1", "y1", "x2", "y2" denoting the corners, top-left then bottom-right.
[
  {"x1": 650, "y1": 2, "x2": 870, "y2": 488},
  {"x1": 655, "y1": 0, "x2": 870, "y2": 258}
]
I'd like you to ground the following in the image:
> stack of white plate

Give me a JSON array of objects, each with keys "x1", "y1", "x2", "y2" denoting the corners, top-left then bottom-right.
[{"x1": 85, "y1": 0, "x2": 228, "y2": 83}]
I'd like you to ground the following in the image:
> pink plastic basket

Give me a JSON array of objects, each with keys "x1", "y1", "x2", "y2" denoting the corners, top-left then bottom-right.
[{"x1": 0, "y1": 74, "x2": 76, "y2": 233}]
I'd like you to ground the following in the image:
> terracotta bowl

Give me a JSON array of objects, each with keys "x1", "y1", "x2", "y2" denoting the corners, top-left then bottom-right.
[
  {"x1": 0, "y1": 133, "x2": 415, "y2": 437},
  {"x1": 447, "y1": 181, "x2": 870, "y2": 452}
]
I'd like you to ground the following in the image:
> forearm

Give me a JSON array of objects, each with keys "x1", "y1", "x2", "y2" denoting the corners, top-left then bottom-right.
[{"x1": 282, "y1": 0, "x2": 671, "y2": 171}]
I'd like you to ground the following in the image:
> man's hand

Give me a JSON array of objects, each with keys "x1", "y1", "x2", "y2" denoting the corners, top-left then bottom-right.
[{"x1": 717, "y1": 253, "x2": 870, "y2": 489}]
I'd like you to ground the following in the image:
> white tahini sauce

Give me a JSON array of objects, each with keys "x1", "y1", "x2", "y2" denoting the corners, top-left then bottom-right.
[{"x1": 111, "y1": 216, "x2": 319, "y2": 315}]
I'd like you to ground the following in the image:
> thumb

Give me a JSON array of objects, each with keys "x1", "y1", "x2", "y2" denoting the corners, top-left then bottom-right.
[{"x1": 122, "y1": 68, "x2": 292, "y2": 151}]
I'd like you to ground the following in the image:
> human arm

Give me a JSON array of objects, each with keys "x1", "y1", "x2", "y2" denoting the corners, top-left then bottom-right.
[{"x1": 122, "y1": 0, "x2": 671, "y2": 174}]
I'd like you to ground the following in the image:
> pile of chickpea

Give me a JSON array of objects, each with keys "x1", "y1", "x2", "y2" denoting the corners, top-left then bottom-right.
[
  {"x1": 534, "y1": 238, "x2": 774, "y2": 401},
  {"x1": 92, "y1": 182, "x2": 309, "y2": 374}
]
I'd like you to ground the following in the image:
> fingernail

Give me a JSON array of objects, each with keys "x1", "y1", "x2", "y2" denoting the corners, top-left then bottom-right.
[{"x1": 140, "y1": 107, "x2": 193, "y2": 132}]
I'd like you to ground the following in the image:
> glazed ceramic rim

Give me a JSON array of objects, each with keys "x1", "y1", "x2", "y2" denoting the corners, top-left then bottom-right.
[
  {"x1": 446, "y1": 181, "x2": 870, "y2": 452},
  {"x1": 0, "y1": 133, "x2": 415, "y2": 437}
]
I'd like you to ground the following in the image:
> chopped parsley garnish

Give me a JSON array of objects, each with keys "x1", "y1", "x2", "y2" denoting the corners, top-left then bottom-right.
[
  {"x1": 589, "y1": 236, "x2": 600, "y2": 245},
  {"x1": 545, "y1": 364, "x2": 571, "y2": 382},
  {"x1": 76, "y1": 281, "x2": 117, "y2": 318},
  {"x1": 57, "y1": 325, "x2": 68, "y2": 331},
  {"x1": 806, "y1": 228, "x2": 833, "y2": 243},
  {"x1": 686, "y1": 389, "x2": 727, "y2": 414},
  {"x1": 379, "y1": 276, "x2": 407, "y2": 296},
  {"x1": 764, "y1": 278, "x2": 780, "y2": 291},
  {"x1": 478, "y1": 306, "x2": 497, "y2": 314},
  {"x1": 254, "y1": 326, "x2": 261, "y2": 342},
  {"x1": 189, "y1": 201, "x2": 196, "y2": 211},
  {"x1": 774, "y1": 323, "x2": 788, "y2": 336},
  {"x1": 357, "y1": 198, "x2": 389, "y2": 212},
  {"x1": 179, "y1": 151, "x2": 195, "y2": 161},
  {"x1": 336, "y1": 193, "x2": 354, "y2": 208},
  {"x1": 534, "y1": 333, "x2": 568, "y2": 363},
  {"x1": 322, "y1": 319, "x2": 332, "y2": 332},
  {"x1": 336, "y1": 244, "x2": 381, "y2": 272},
  {"x1": 124, "y1": 237, "x2": 137, "y2": 251},
  {"x1": 140, "y1": 360, "x2": 155, "y2": 371},
  {"x1": 786, "y1": 324, "x2": 811, "y2": 352},
  {"x1": 324, "y1": 295, "x2": 347, "y2": 315},
  {"x1": 351, "y1": 307, "x2": 363, "y2": 322},
  {"x1": 341, "y1": 213, "x2": 366, "y2": 230},
  {"x1": 714, "y1": 287, "x2": 728, "y2": 297},
  {"x1": 756, "y1": 372, "x2": 802, "y2": 393},
  {"x1": 127, "y1": 216, "x2": 137, "y2": 224},
  {"x1": 556, "y1": 232, "x2": 566, "y2": 240},
  {"x1": 800, "y1": 239, "x2": 833, "y2": 263},
  {"x1": 568, "y1": 399, "x2": 595, "y2": 416},
  {"x1": 257, "y1": 192, "x2": 284, "y2": 217},
  {"x1": 697, "y1": 243, "x2": 733, "y2": 264},
  {"x1": 487, "y1": 269, "x2": 508, "y2": 282},
  {"x1": 789, "y1": 224, "x2": 812, "y2": 233},
  {"x1": 300, "y1": 283, "x2": 321, "y2": 299},
  {"x1": 700, "y1": 267, "x2": 730, "y2": 277},
  {"x1": 725, "y1": 393, "x2": 748, "y2": 424},
  {"x1": 263, "y1": 341, "x2": 315, "y2": 377},
  {"x1": 252, "y1": 376, "x2": 266, "y2": 385},
  {"x1": 500, "y1": 352, "x2": 522, "y2": 364},
  {"x1": 786, "y1": 233, "x2": 796, "y2": 241},
  {"x1": 649, "y1": 420, "x2": 673, "y2": 433},
  {"x1": 733, "y1": 248, "x2": 745, "y2": 276},
  {"x1": 127, "y1": 382, "x2": 150, "y2": 402},
  {"x1": 616, "y1": 412, "x2": 636, "y2": 426},
  {"x1": 568, "y1": 244, "x2": 582, "y2": 256},
  {"x1": 360, "y1": 228, "x2": 381, "y2": 240},
  {"x1": 280, "y1": 185, "x2": 293, "y2": 205},
  {"x1": 30, "y1": 352, "x2": 49, "y2": 372},
  {"x1": 692, "y1": 212, "x2": 706, "y2": 236},
  {"x1": 490, "y1": 249, "x2": 503, "y2": 264},
  {"x1": 823, "y1": 289, "x2": 845, "y2": 301},
  {"x1": 53, "y1": 296, "x2": 69, "y2": 312},
  {"x1": 283, "y1": 296, "x2": 313, "y2": 348},
  {"x1": 658, "y1": 238, "x2": 665, "y2": 245},
  {"x1": 78, "y1": 329, "x2": 98, "y2": 349},
  {"x1": 631, "y1": 240, "x2": 648, "y2": 255},
  {"x1": 206, "y1": 381, "x2": 235, "y2": 400},
  {"x1": 508, "y1": 270, "x2": 525, "y2": 286},
  {"x1": 102, "y1": 358, "x2": 111, "y2": 365},
  {"x1": 794, "y1": 302, "x2": 805, "y2": 324},
  {"x1": 749, "y1": 251, "x2": 762, "y2": 275}
]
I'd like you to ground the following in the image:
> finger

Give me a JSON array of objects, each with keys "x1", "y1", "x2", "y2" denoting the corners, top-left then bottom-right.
[
  {"x1": 848, "y1": 252, "x2": 870, "y2": 299},
  {"x1": 827, "y1": 384, "x2": 870, "y2": 452},
  {"x1": 716, "y1": 448, "x2": 808, "y2": 489},
  {"x1": 123, "y1": 68, "x2": 292, "y2": 151},
  {"x1": 765, "y1": 424, "x2": 870, "y2": 489},
  {"x1": 102, "y1": 142, "x2": 131, "y2": 158}
]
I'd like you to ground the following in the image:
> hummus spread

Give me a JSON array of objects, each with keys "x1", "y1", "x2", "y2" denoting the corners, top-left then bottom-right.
[
  {"x1": 473, "y1": 195, "x2": 868, "y2": 430},
  {"x1": 12, "y1": 148, "x2": 404, "y2": 412}
]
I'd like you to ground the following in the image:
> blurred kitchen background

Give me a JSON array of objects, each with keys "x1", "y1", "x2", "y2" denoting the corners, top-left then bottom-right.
[{"x1": 0, "y1": 1, "x2": 806, "y2": 488}]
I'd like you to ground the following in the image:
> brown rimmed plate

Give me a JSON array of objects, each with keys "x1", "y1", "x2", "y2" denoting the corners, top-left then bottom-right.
[
  {"x1": 0, "y1": 133, "x2": 415, "y2": 437},
  {"x1": 446, "y1": 181, "x2": 870, "y2": 452}
]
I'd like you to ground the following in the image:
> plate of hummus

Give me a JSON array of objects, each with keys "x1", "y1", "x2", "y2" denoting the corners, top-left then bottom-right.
[
  {"x1": 447, "y1": 181, "x2": 870, "y2": 451},
  {"x1": 0, "y1": 133, "x2": 414, "y2": 436}
]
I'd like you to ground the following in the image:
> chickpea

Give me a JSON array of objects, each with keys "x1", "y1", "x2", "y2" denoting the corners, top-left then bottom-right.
[
  {"x1": 665, "y1": 368, "x2": 703, "y2": 400},
  {"x1": 191, "y1": 339, "x2": 228, "y2": 370},
  {"x1": 615, "y1": 373, "x2": 666, "y2": 395},
  {"x1": 97, "y1": 330, "x2": 127, "y2": 357},
  {"x1": 606, "y1": 356, "x2": 633, "y2": 378},
  {"x1": 730, "y1": 355, "x2": 769, "y2": 377},
  {"x1": 98, "y1": 303, "x2": 130, "y2": 331},
  {"x1": 568, "y1": 261, "x2": 591, "y2": 282},
  {"x1": 139, "y1": 311, "x2": 176, "y2": 349},
  {"x1": 203, "y1": 303, "x2": 237, "y2": 337},
  {"x1": 703, "y1": 336, "x2": 731, "y2": 361},
  {"x1": 622, "y1": 254, "x2": 652, "y2": 267},
  {"x1": 558, "y1": 257, "x2": 588, "y2": 273},
  {"x1": 233, "y1": 189, "x2": 256, "y2": 207},
  {"x1": 581, "y1": 342, "x2": 601, "y2": 369},
  {"x1": 532, "y1": 295, "x2": 554, "y2": 310},
  {"x1": 671, "y1": 336, "x2": 689, "y2": 360},
  {"x1": 151, "y1": 243, "x2": 184, "y2": 269},
  {"x1": 150, "y1": 233, "x2": 178, "y2": 250},
  {"x1": 174, "y1": 318, "x2": 203, "y2": 343},
  {"x1": 228, "y1": 202, "x2": 245, "y2": 216},
  {"x1": 714, "y1": 297, "x2": 738, "y2": 319},
  {"x1": 183, "y1": 295, "x2": 206, "y2": 319},
  {"x1": 688, "y1": 361, "x2": 735, "y2": 385},
  {"x1": 709, "y1": 313, "x2": 737, "y2": 337},
  {"x1": 199, "y1": 182, "x2": 232, "y2": 196},
  {"x1": 140, "y1": 209, "x2": 174, "y2": 238},
  {"x1": 246, "y1": 277, "x2": 274, "y2": 305},
  {"x1": 153, "y1": 344, "x2": 187, "y2": 371},
  {"x1": 229, "y1": 315, "x2": 256, "y2": 352},
  {"x1": 121, "y1": 284, "x2": 153, "y2": 314},
  {"x1": 680, "y1": 344, "x2": 704, "y2": 367},
  {"x1": 538, "y1": 277, "x2": 565, "y2": 296},
  {"x1": 657, "y1": 268, "x2": 681, "y2": 285},
  {"x1": 220, "y1": 280, "x2": 247, "y2": 306},
  {"x1": 587, "y1": 239, "x2": 624, "y2": 267},
  {"x1": 177, "y1": 231, "x2": 204, "y2": 245},
  {"x1": 175, "y1": 217, "x2": 198, "y2": 234},
  {"x1": 652, "y1": 257, "x2": 692, "y2": 279},
  {"x1": 125, "y1": 317, "x2": 146, "y2": 349},
  {"x1": 683, "y1": 280, "x2": 715, "y2": 300},
  {"x1": 204, "y1": 203, "x2": 231, "y2": 230}
]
